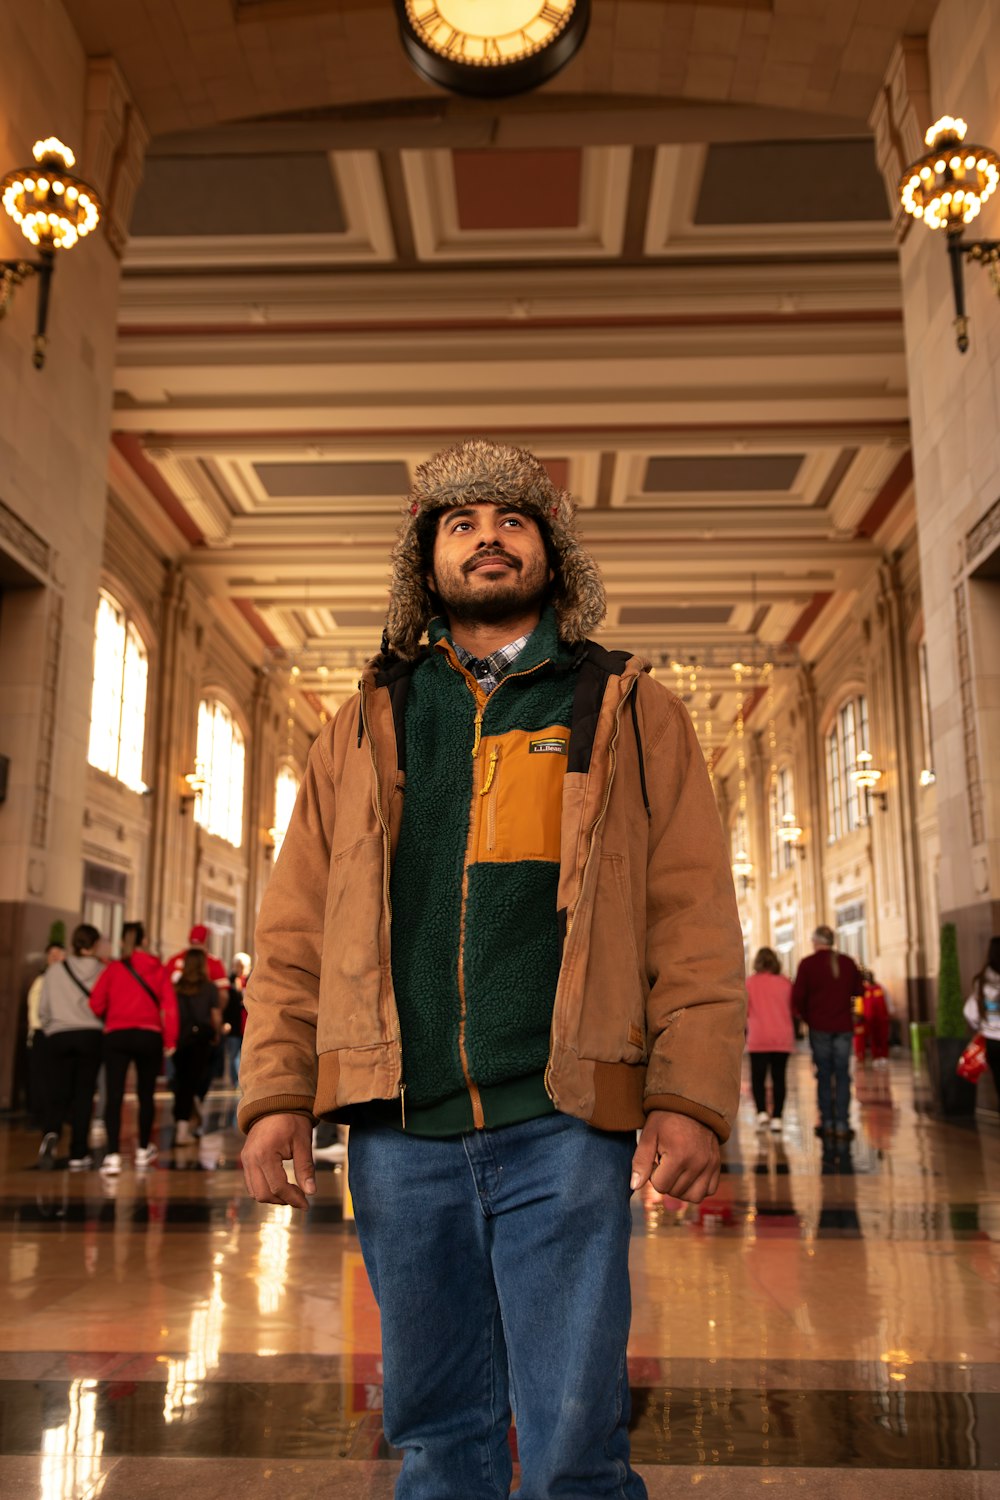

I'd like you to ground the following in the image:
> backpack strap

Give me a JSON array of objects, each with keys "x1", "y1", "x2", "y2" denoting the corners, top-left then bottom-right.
[
  {"x1": 62, "y1": 959, "x2": 95, "y2": 998},
  {"x1": 123, "y1": 957, "x2": 163, "y2": 1014}
]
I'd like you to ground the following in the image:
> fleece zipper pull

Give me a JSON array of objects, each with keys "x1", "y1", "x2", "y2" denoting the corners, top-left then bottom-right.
[
  {"x1": 479, "y1": 746, "x2": 500, "y2": 796},
  {"x1": 471, "y1": 707, "x2": 484, "y2": 759}
]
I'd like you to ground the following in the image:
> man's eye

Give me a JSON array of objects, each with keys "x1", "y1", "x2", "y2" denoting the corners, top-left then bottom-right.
[
  {"x1": 501, "y1": 517, "x2": 522, "y2": 527},
  {"x1": 452, "y1": 521, "x2": 472, "y2": 532}
]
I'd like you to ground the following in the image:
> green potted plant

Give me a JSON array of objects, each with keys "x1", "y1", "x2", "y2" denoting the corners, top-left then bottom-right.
[{"x1": 927, "y1": 923, "x2": 976, "y2": 1117}]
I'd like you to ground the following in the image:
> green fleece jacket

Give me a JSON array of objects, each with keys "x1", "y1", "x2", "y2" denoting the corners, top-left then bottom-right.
[{"x1": 387, "y1": 606, "x2": 578, "y2": 1132}]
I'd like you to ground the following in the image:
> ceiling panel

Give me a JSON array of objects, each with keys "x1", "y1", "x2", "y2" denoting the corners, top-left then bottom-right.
[
  {"x1": 694, "y1": 140, "x2": 889, "y2": 226},
  {"x1": 131, "y1": 153, "x2": 347, "y2": 237},
  {"x1": 254, "y1": 460, "x2": 411, "y2": 498}
]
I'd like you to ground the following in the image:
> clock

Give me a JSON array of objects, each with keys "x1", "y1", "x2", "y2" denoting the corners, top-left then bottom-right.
[{"x1": 395, "y1": 0, "x2": 590, "y2": 97}]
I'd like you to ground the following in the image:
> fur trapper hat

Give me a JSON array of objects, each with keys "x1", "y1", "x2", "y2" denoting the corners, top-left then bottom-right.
[{"x1": 384, "y1": 438, "x2": 606, "y2": 660}]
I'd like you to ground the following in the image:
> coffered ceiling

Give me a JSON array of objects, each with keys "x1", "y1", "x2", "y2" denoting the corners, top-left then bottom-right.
[{"x1": 77, "y1": 0, "x2": 928, "y2": 757}]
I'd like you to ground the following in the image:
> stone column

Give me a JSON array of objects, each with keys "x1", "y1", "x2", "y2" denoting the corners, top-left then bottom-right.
[
  {"x1": 871, "y1": 22, "x2": 1000, "y2": 990},
  {"x1": 0, "y1": 25, "x2": 147, "y2": 1105}
]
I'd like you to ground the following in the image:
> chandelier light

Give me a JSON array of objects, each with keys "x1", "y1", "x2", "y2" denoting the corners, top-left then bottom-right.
[
  {"x1": 898, "y1": 116, "x2": 1000, "y2": 353},
  {"x1": 0, "y1": 138, "x2": 102, "y2": 369}
]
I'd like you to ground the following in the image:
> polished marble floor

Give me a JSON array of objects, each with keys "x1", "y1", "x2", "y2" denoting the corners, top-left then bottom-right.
[{"x1": 1, "y1": 1051, "x2": 999, "y2": 1498}]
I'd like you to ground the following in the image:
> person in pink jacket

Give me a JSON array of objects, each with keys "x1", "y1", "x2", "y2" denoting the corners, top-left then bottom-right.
[
  {"x1": 746, "y1": 947, "x2": 796, "y2": 1133},
  {"x1": 89, "y1": 921, "x2": 179, "y2": 1175}
]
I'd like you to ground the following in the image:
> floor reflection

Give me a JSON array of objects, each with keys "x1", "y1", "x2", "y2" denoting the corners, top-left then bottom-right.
[{"x1": 0, "y1": 1057, "x2": 998, "y2": 1491}]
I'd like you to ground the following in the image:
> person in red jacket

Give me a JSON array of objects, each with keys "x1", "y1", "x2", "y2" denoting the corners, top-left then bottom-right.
[
  {"x1": 792, "y1": 926, "x2": 863, "y2": 1140},
  {"x1": 89, "y1": 921, "x2": 179, "y2": 1175},
  {"x1": 858, "y1": 968, "x2": 892, "y2": 1067}
]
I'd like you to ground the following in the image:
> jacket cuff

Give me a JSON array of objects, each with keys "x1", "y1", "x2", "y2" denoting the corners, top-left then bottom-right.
[
  {"x1": 644, "y1": 1092, "x2": 731, "y2": 1143},
  {"x1": 238, "y1": 1094, "x2": 317, "y2": 1135}
]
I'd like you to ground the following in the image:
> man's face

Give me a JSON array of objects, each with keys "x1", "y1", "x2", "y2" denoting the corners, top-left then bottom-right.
[
  {"x1": 46, "y1": 945, "x2": 65, "y2": 967},
  {"x1": 427, "y1": 502, "x2": 553, "y2": 625}
]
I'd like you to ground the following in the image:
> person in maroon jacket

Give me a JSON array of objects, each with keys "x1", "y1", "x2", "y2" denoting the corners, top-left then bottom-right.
[
  {"x1": 792, "y1": 925, "x2": 863, "y2": 1141},
  {"x1": 89, "y1": 921, "x2": 179, "y2": 1175}
]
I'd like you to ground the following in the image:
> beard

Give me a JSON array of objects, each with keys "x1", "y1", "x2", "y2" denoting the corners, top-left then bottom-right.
[{"x1": 431, "y1": 550, "x2": 551, "y2": 626}]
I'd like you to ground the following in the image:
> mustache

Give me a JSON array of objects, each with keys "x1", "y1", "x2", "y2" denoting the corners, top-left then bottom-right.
[{"x1": 463, "y1": 549, "x2": 521, "y2": 574}]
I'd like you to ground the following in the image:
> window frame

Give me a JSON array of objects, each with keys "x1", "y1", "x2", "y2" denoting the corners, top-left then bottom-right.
[
  {"x1": 86, "y1": 587, "x2": 150, "y2": 794},
  {"x1": 824, "y1": 692, "x2": 871, "y2": 844},
  {"x1": 194, "y1": 696, "x2": 247, "y2": 849}
]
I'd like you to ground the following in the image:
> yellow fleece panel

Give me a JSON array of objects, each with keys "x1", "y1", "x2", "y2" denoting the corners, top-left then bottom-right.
[{"x1": 471, "y1": 724, "x2": 569, "y2": 865}]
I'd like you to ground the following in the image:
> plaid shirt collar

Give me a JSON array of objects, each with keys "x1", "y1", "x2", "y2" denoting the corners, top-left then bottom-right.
[{"x1": 453, "y1": 633, "x2": 531, "y2": 695}]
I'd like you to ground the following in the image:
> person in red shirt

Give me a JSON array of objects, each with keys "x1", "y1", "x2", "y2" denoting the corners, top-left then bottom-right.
[
  {"x1": 89, "y1": 921, "x2": 179, "y2": 1175},
  {"x1": 165, "y1": 924, "x2": 229, "y2": 1130},
  {"x1": 857, "y1": 969, "x2": 892, "y2": 1067},
  {"x1": 792, "y1": 926, "x2": 863, "y2": 1140}
]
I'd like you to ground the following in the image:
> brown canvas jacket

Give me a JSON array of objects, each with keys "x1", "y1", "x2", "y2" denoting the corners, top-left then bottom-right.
[{"x1": 238, "y1": 646, "x2": 747, "y2": 1140}]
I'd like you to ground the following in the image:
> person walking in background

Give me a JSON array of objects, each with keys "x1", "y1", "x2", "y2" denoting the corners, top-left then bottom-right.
[
  {"x1": 224, "y1": 951, "x2": 251, "y2": 1089},
  {"x1": 88, "y1": 921, "x2": 179, "y2": 1175},
  {"x1": 965, "y1": 936, "x2": 1000, "y2": 1115},
  {"x1": 857, "y1": 967, "x2": 892, "y2": 1068},
  {"x1": 172, "y1": 948, "x2": 223, "y2": 1146},
  {"x1": 25, "y1": 940, "x2": 65, "y2": 1127},
  {"x1": 37, "y1": 924, "x2": 104, "y2": 1170},
  {"x1": 746, "y1": 947, "x2": 795, "y2": 1134},
  {"x1": 166, "y1": 924, "x2": 230, "y2": 1127},
  {"x1": 793, "y1": 925, "x2": 863, "y2": 1141}
]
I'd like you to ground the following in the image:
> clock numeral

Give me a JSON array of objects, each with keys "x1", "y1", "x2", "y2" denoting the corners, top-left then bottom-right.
[
  {"x1": 416, "y1": 4, "x2": 441, "y2": 26},
  {"x1": 484, "y1": 36, "x2": 501, "y2": 58},
  {"x1": 540, "y1": 2, "x2": 565, "y2": 22},
  {"x1": 519, "y1": 28, "x2": 531, "y2": 46},
  {"x1": 443, "y1": 27, "x2": 467, "y2": 53}
]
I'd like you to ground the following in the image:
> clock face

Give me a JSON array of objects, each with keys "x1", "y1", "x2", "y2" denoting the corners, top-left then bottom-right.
[{"x1": 404, "y1": 0, "x2": 577, "y2": 66}]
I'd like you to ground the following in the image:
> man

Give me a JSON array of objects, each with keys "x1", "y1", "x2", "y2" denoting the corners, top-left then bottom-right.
[
  {"x1": 240, "y1": 439, "x2": 746, "y2": 1498},
  {"x1": 166, "y1": 923, "x2": 230, "y2": 1004},
  {"x1": 793, "y1": 925, "x2": 863, "y2": 1139}
]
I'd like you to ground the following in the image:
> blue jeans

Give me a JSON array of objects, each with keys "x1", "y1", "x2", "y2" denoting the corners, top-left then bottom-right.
[
  {"x1": 348, "y1": 1112, "x2": 647, "y2": 1500},
  {"x1": 810, "y1": 1030, "x2": 853, "y2": 1131}
]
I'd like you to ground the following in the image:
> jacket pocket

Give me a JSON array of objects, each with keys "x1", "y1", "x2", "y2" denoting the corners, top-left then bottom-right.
[
  {"x1": 317, "y1": 833, "x2": 386, "y2": 1053},
  {"x1": 578, "y1": 852, "x2": 647, "y2": 1061}
]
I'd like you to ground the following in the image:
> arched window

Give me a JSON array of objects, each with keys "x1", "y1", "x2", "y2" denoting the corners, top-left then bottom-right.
[
  {"x1": 272, "y1": 764, "x2": 300, "y2": 860},
  {"x1": 769, "y1": 765, "x2": 795, "y2": 876},
  {"x1": 195, "y1": 699, "x2": 245, "y2": 847},
  {"x1": 825, "y1": 694, "x2": 869, "y2": 841},
  {"x1": 87, "y1": 589, "x2": 149, "y2": 793}
]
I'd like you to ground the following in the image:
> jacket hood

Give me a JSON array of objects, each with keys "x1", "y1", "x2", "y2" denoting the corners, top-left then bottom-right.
[{"x1": 384, "y1": 438, "x2": 606, "y2": 661}]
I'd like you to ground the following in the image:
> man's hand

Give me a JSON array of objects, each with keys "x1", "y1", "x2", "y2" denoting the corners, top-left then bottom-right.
[
  {"x1": 242, "y1": 1112, "x2": 316, "y2": 1211},
  {"x1": 631, "y1": 1110, "x2": 721, "y2": 1203}
]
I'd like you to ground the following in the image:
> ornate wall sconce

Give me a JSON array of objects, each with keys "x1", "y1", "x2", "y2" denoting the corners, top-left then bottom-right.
[
  {"x1": 778, "y1": 813, "x2": 807, "y2": 859},
  {"x1": 899, "y1": 115, "x2": 1000, "y2": 352},
  {"x1": 851, "y1": 751, "x2": 888, "y2": 812},
  {"x1": 179, "y1": 764, "x2": 206, "y2": 815},
  {"x1": 0, "y1": 138, "x2": 102, "y2": 369},
  {"x1": 732, "y1": 849, "x2": 754, "y2": 894}
]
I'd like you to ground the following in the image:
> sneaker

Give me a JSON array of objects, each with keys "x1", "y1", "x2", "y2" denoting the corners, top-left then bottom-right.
[
  {"x1": 313, "y1": 1140, "x2": 346, "y2": 1163},
  {"x1": 100, "y1": 1153, "x2": 122, "y2": 1176},
  {"x1": 769, "y1": 1118, "x2": 783, "y2": 1134},
  {"x1": 134, "y1": 1144, "x2": 158, "y2": 1170},
  {"x1": 38, "y1": 1132, "x2": 59, "y2": 1171},
  {"x1": 68, "y1": 1155, "x2": 93, "y2": 1170},
  {"x1": 173, "y1": 1120, "x2": 193, "y2": 1146},
  {"x1": 756, "y1": 1111, "x2": 770, "y2": 1128}
]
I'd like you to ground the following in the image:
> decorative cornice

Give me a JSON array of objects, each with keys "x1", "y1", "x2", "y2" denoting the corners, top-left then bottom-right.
[
  {"x1": 966, "y1": 494, "x2": 1000, "y2": 569},
  {"x1": 0, "y1": 496, "x2": 52, "y2": 579}
]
